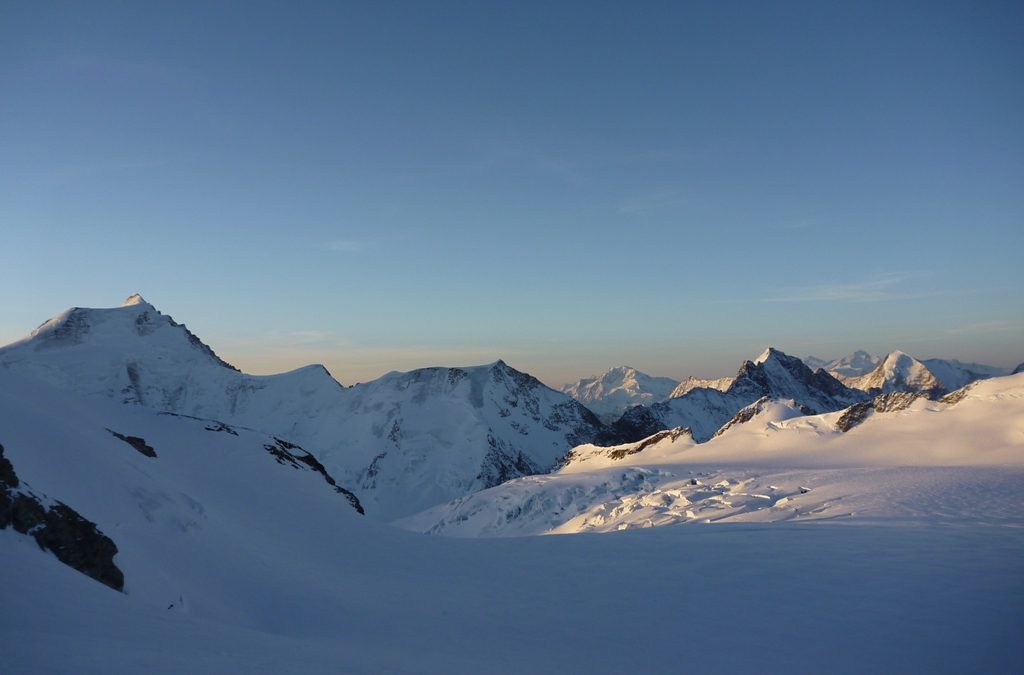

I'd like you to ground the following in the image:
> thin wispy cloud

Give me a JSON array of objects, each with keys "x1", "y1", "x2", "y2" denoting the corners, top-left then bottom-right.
[{"x1": 764, "y1": 272, "x2": 929, "y2": 303}]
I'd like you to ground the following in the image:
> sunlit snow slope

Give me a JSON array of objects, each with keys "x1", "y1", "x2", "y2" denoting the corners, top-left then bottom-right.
[{"x1": 400, "y1": 374, "x2": 1024, "y2": 536}]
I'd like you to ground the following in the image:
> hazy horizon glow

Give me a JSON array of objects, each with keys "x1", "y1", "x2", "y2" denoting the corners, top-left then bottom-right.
[{"x1": 1, "y1": 2, "x2": 1021, "y2": 386}]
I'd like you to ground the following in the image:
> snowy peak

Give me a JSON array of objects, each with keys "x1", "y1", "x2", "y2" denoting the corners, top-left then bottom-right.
[
  {"x1": 728, "y1": 348, "x2": 861, "y2": 412},
  {"x1": 120, "y1": 293, "x2": 149, "y2": 307},
  {"x1": 850, "y1": 351, "x2": 944, "y2": 395},
  {"x1": 1, "y1": 297, "x2": 239, "y2": 375},
  {"x1": 826, "y1": 351, "x2": 882, "y2": 378},
  {"x1": 561, "y1": 366, "x2": 678, "y2": 422},
  {"x1": 669, "y1": 375, "x2": 733, "y2": 398},
  {"x1": 612, "y1": 349, "x2": 866, "y2": 443}
]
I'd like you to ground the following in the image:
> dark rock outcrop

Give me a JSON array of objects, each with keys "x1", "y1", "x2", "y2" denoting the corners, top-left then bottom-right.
[
  {"x1": 107, "y1": 429, "x2": 157, "y2": 457},
  {"x1": 265, "y1": 438, "x2": 364, "y2": 515},
  {"x1": 835, "y1": 391, "x2": 927, "y2": 432},
  {"x1": 1, "y1": 443, "x2": 124, "y2": 591}
]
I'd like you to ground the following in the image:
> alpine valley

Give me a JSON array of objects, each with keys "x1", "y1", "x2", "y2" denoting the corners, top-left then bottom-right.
[{"x1": 2, "y1": 296, "x2": 1022, "y2": 674}]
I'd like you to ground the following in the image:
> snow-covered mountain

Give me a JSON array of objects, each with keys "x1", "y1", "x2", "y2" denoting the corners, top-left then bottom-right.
[
  {"x1": 0, "y1": 370, "x2": 364, "y2": 595},
  {"x1": 805, "y1": 349, "x2": 1007, "y2": 391},
  {"x1": 561, "y1": 366, "x2": 678, "y2": 422},
  {"x1": 612, "y1": 348, "x2": 867, "y2": 442},
  {"x1": 0, "y1": 296, "x2": 607, "y2": 519},
  {"x1": 668, "y1": 374, "x2": 733, "y2": 398},
  {"x1": 805, "y1": 350, "x2": 881, "y2": 378},
  {"x1": 848, "y1": 350, "x2": 944, "y2": 395},
  {"x1": 400, "y1": 373, "x2": 1024, "y2": 537},
  {"x1": 317, "y1": 360, "x2": 607, "y2": 518},
  {"x1": 921, "y1": 358, "x2": 1009, "y2": 390}
]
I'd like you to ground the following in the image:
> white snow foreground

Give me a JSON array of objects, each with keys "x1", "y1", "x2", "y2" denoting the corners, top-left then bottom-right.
[
  {"x1": 1, "y1": 298, "x2": 1022, "y2": 673},
  {"x1": 1, "y1": 371, "x2": 1022, "y2": 674},
  {"x1": 399, "y1": 374, "x2": 1024, "y2": 537},
  {"x1": 0, "y1": 297, "x2": 604, "y2": 520}
]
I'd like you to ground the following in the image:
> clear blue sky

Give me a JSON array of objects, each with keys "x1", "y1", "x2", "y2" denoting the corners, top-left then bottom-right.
[{"x1": 2, "y1": 1, "x2": 1022, "y2": 385}]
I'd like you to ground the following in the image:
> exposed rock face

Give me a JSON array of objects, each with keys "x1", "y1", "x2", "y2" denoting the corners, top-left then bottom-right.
[
  {"x1": 1013, "y1": 363, "x2": 1024, "y2": 375},
  {"x1": 604, "y1": 427, "x2": 691, "y2": 461},
  {"x1": 264, "y1": 438, "x2": 365, "y2": 515},
  {"x1": 107, "y1": 429, "x2": 157, "y2": 457},
  {"x1": 834, "y1": 402, "x2": 873, "y2": 433},
  {"x1": 560, "y1": 427, "x2": 693, "y2": 469},
  {"x1": 835, "y1": 391, "x2": 927, "y2": 432},
  {"x1": 938, "y1": 384, "x2": 978, "y2": 407},
  {"x1": 0, "y1": 443, "x2": 124, "y2": 591}
]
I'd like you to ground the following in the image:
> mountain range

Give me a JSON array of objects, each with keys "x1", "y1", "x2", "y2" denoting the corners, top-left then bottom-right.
[
  {"x1": 2, "y1": 296, "x2": 1013, "y2": 515},
  {"x1": 0, "y1": 296, "x2": 606, "y2": 519},
  {"x1": 2, "y1": 294, "x2": 1022, "y2": 673}
]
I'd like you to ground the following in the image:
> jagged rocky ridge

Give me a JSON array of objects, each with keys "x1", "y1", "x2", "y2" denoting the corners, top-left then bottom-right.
[{"x1": 609, "y1": 348, "x2": 868, "y2": 442}]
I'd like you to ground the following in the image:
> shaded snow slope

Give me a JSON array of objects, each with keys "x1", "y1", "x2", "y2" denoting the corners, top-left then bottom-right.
[
  {"x1": 922, "y1": 357, "x2": 1009, "y2": 390},
  {"x1": 0, "y1": 371, "x2": 364, "y2": 612},
  {"x1": 401, "y1": 374, "x2": 1024, "y2": 536},
  {"x1": 0, "y1": 298, "x2": 606, "y2": 519},
  {"x1": 5, "y1": 518, "x2": 1021, "y2": 674},
  {"x1": 561, "y1": 366, "x2": 677, "y2": 422}
]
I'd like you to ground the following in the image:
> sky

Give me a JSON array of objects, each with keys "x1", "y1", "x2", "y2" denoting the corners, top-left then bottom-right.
[{"x1": 1, "y1": 1, "x2": 1022, "y2": 386}]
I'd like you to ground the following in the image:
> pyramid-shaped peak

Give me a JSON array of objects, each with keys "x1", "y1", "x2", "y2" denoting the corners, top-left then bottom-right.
[
  {"x1": 753, "y1": 347, "x2": 784, "y2": 364},
  {"x1": 121, "y1": 293, "x2": 150, "y2": 307}
]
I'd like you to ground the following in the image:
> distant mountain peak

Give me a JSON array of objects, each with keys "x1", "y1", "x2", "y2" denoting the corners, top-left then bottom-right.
[
  {"x1": 849, "y1": 350, "x2": 942, "y2": 395},
  {"x1": 121, "y1": 293, "x2": 149, "y2": 307},
  {"x1": 561, "y1": 366, "x2": 678, "y2": 423},
  {"x1": 753, "y1": 347, "x2": 780, "y2": 364}
]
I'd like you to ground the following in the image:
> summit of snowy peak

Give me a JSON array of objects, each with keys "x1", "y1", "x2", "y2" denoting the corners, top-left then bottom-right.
[
  {"x1": 121, "y1": 293, "x2": 150, "y2": 307},
  {"x1": 753, "y1": 347, "x2": 779, "y2": 364},
  {"x1": 848, "y1": 351, "x2": 942, "y2": 395},
  {"x1": 561, "y1": 366, "x2": 679, "y2": 423},
  {"x1": 0, "y1": 298, "x2": 241, "y2": 392}
]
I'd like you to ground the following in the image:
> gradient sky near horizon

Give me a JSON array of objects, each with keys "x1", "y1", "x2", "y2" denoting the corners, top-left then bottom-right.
[{"x1": 1, "y1": 1, "x2": 1022, "y2": 386}]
